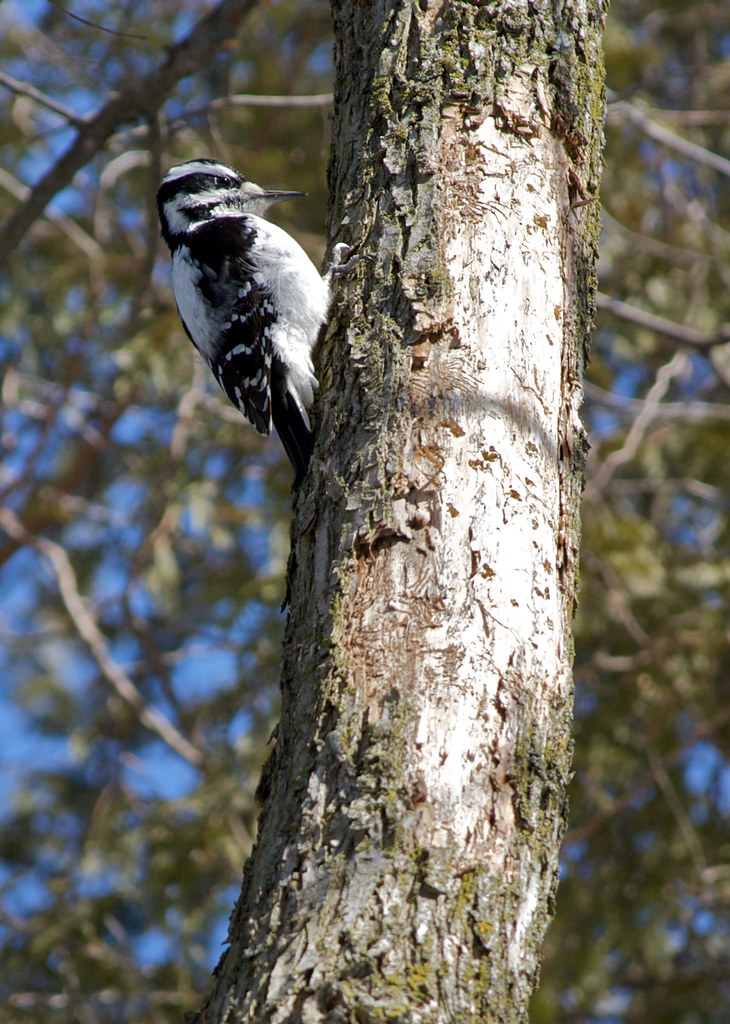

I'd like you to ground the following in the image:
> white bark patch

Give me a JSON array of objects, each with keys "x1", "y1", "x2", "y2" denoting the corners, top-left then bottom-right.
[
  {"x1": 509, "y1": 865, "x2": 542, "y2": 974},
  {"x1": 412, "y1": 104, "x2": 568, "y2": 854},
  {"x1": 349, "y1": 71, "x2": 574, "y2": 883}
]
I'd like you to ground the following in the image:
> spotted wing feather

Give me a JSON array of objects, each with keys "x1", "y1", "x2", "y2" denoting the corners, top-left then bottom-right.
[{"x1": 187, "y1": 219, "x2": 276, "y2": 436}]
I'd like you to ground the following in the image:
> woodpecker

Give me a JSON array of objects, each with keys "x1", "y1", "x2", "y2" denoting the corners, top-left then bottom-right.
[{"x1": 157, "y1": 158, "x2": 334, "y2": 487}]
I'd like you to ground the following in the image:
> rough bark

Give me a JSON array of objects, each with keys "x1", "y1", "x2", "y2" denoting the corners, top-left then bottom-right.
[{"x1": 200, "y1": 1, "x2": 604, "y2": 1021}]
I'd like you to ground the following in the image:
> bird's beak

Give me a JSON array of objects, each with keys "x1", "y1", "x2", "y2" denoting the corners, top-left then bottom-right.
[{"x1": 262, "y1": 190, "x2": 307, "y2": 205}]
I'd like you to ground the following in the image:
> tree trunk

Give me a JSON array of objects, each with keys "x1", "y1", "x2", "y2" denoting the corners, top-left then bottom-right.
[{"x1": 200, "y1": 1, "x2": 604, "y2": 1021}]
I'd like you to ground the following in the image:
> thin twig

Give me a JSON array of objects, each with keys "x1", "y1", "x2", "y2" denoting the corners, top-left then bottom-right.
[
  {"x1": 596, "y1": 292, "x2": 730, "y2": 350},
  {"x1": 45, "y1": 0, "x2": 148, "y2": 40},
  {"x1": 580, "y1": 551, "x2": 650, "y2": 648},
  {"x1": 585, "y1": 382, "x2": 730, "y2": 423},
  {"x1": 649, "y1": 748, "x2": 706, "y2": 878},
  {"x1": 608, "y1": 98, "x2": 730, "y2": 179},
  {"x1": 174, "y1": 92, "x2": 333, "y2": 122},
  {"x1": 641, "y1": 109, "x2": 730, "y2": 126},
  {"x1": 0, "y1": 167, "x2": 102, "y2": 258},
  {"x1": 587, "y1": 350, "x2": 688, "y2": 498},
  {"x1": 566, "y1": 703, "x2": 730, "y2": 846},
  {"x1": 0, "y1": 507, "x2": 206, "y2": 769},
  {"x1": 0, "y1": 0, "x2": 258, "y2": 263},
  {"x1": 601, "y1": 207, "x2": 709, "y2": 268},
  {"x1": 215, "y1": 92, "x2": 333, "y2": 108},
  {"x1": 0, "y1": 69, "x2": 82, "y2": 124},
  {"x1": 167, "y1": 92, "x2": 334, "y2": 133}
]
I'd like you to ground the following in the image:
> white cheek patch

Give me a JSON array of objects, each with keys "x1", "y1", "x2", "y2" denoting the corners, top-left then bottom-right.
[{"x1": 163, "y1": 199, "x2": 193, "y2": 237}]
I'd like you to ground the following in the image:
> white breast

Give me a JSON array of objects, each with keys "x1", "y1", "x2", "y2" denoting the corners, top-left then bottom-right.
[{"x1": 171, "y1": 248, "x2": 223, "y2": 363}]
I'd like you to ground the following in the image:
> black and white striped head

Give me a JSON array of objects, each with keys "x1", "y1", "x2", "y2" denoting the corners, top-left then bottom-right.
[{"x1": 156, "y1": 158, "x2": 305, "y2": 249}]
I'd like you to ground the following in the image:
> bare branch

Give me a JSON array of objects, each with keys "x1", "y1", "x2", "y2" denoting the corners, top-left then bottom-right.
[
  {"x1": 596, "y1": 292, "x2": 730, "y2": 350},
  {"x1": 0, "y1": 167, "x2": 102, "y2": 258},
  {"x1": 587, "y1": 350, "x2": 689, "y2": 498},
  {"x1": 580, "y1": 551, "x2": 650, "y2": 648},
  {"x1": 0, "y1": 0, "x2": 259, "y2": 263},
  {"x1": 566, "y1": 702, "x2": 730, "y2": 846},
  {"x1": 601, "y1": 207, "x2": 709, "y2": 268},
  {"x1": 45, "y1": 0, "x2": 148, "y2": 40},
  {"x1": 649, "y1": 748, "x2": 706, "y2": 878},
  {"x1": 166, "y1": 92, "x2": 334, "y2": 134},
  {"x1": 215, "y1": 91, "x2": 333, "y2": 108},
  {"x1": 0, "y1": 507, "x2": 206, "y2": 769},
  {"x1": 585, "y1": 382, "x2": 730, "y2": 423},
  {"x1": 608, "y1": 97, "x2": 730, "y2": 179},
  {"x1": 0, "y1": 69, "x2": 82, "y2": 124},
  {"x1": 640, "y1": 109, "x2": 730, "y2": 127}
]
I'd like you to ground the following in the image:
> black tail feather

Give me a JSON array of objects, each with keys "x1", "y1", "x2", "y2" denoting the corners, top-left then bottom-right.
[{"x1": 271, "y1": 384, "x2": 314, "y2": 490}]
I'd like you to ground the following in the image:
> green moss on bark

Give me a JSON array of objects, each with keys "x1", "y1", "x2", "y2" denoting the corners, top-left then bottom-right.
[{"x1": 199, "y1": 3, "x2": 606, "y2": 1021}]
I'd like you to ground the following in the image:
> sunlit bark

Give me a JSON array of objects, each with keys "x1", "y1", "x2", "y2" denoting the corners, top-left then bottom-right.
[{"x1": 201, "y1": 1, "x2": 604, "y2": 1020}]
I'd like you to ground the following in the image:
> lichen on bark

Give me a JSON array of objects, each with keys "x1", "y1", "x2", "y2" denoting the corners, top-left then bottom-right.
[{"x1": 199, "y1": 2, "x2": 605, "y2": 1022}]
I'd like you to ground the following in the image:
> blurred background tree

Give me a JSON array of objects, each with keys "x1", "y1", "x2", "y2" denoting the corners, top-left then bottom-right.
[
  {"x1": 0, "y1": 2, "x2": 333, "y2": 1020},
  {"x1": 0, "y1": 1, "x2": 728, "y2": 1023},
  {"x1": 534, "y1": 3, "x2": 730, "y2": 1022}
]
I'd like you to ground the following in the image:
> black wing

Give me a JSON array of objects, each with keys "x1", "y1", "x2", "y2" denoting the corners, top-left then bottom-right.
[
  {"x1": 189, "y1": 218, "x2": 275, "y2": 436},
  {"x1": 270, "y1": 359, "x2": 314, "y2": 489},
  {"x1": 186, "y1": 218, "x2": 314, "y2": 487}
]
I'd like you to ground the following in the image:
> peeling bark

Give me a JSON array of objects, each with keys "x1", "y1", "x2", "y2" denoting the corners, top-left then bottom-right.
[{"x1": 200, "y1": 1, "x2": 604, "y2": 1021}]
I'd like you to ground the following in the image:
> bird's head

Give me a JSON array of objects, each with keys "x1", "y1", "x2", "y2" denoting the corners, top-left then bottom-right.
[{"x1": 156, "y1": 158, "x2": 305, "y2": 248}]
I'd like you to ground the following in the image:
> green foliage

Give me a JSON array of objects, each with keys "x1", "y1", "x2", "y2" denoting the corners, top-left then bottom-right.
[
  {"x1": 2, "y1": 0, "x2": 729, "y2": 1022},
  {"x1": 0, "y1": 1, "x2": 333, "y2": 1020},
  {"x1": 533, "y1": 1, "x2": 730, "y2": 1021}
]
